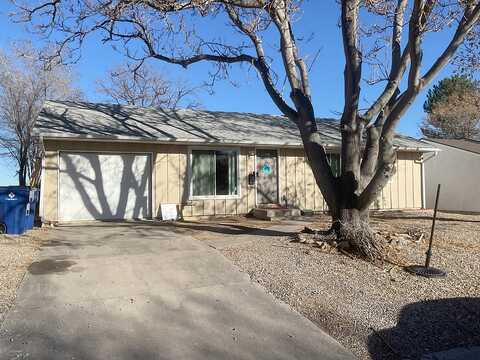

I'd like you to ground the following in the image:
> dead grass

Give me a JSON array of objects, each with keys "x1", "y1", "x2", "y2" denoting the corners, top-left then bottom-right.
[
  {"x1": 0, "y1": 230, "x2": 46, "y2": 323},
  {"x1": 214, "y1": 211, "x2": 480, "y2": 360}
]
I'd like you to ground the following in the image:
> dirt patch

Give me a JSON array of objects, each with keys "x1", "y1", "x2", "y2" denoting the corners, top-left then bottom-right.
[
  {"x1": 0, "y1": 229, "x2": 47, "y2": 323},
  {"x1": 217, "y1": 211, "x2": 480, "y2": 360}
]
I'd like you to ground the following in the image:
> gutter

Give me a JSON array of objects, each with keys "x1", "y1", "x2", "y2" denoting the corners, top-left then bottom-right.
[
  {"x1": 38, "y1": 134, "x2": 438, "y2": 153},
  {"x1": 38, "y1": 133, "x2": 340, "y2": 150}
]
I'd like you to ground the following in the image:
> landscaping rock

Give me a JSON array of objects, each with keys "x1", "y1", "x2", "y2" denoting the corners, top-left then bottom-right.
[
  {"x1": 0, "y1": 232, "x2": 43, "y2": 323},
  {"x1": 296, "y1": 233, "x2": 317, "y2": 244},
  {"x1": 221, "y1": 210, "x2": 480, "y2": 360}
]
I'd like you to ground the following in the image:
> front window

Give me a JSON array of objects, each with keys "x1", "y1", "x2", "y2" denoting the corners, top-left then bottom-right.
[
  {"x1": 327, "y1": 153, "x2": 340, "y2": 177},
  {"x1": 191, "y1": 149, "x2": 238, "y2": 197}
]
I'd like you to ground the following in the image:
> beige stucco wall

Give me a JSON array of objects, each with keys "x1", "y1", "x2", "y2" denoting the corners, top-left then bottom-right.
[
  {"x1": 277, "y1": 148, "x2": 422, "y2": 211},
  {"x1": 424, "y1": 141, "x2": 480, "y2": 212},
  {"x1": 41, "y1": 139, "x2": 423, "y2": 222},
  {"x1": 374, "y1": 151, "x2": 423, "y2": 210}
]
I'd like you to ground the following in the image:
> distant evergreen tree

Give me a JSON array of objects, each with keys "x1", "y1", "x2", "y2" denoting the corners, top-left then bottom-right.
[{"x1": 422, "y1": 76, "x2": 480, "y2": 139}]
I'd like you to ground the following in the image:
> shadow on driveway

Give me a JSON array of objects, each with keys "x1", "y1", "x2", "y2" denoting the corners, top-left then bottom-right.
[
  {"x1": 368, "y1": 297, "x2": 480, "y2": 360},
  {"x1": 1, "y1": 223, "x2": 355, "y2": 360}
]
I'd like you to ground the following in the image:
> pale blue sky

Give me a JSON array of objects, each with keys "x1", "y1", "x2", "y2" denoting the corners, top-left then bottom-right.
[{"x1": 0, "y1": 1, "x2": 456, "y2": 185}]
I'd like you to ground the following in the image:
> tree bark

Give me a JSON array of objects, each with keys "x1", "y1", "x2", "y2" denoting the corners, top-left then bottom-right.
[
  {"x1": 291, "y1": 92, "x2": 382, "y2": 259},
  {"x1": 331, "y1": 206, "x2": 383, "y2": 260},
  {"x1": 292, "y1": 91, "x2": 337, "y2": 210},
  {"x1": 18, "y1": 163, "x2": 26, "y2": 186},
  {"x1": 332, "y1": 207, "x2": 368, "y2": 230}
]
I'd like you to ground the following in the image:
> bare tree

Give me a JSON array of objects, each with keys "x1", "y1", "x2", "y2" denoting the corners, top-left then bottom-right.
[
  {"x1": 454, "y1": 26, "x2": 480, "y2": 74},
  {"x1": 0, "y1": 44, "x2": 82, "y2": 186},
  {"x1": 96, "y1": 63, "x2": 200, "y2": 109},
  {"x1": 13, "y1": 0, "x2": 480, "y2": 259}
]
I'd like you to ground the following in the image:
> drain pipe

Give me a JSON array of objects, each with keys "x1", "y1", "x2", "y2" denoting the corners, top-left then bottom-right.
[
  {"x1": 416, "y1": 151, "x2": 439, "y2": 209},
  {"x1": 38, "y1": 136, "x2": 46, "y2": 221}
]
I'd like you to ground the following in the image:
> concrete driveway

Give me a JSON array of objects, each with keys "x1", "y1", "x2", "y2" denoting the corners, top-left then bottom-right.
[{"x1": 0, "y1": 223, "x2": 354, "y2": 360}]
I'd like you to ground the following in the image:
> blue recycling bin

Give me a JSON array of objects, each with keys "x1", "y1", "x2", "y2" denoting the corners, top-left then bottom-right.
[
  {"x1": 25, "y1": 188, "x2": 39, "y2": 230},
  {"x1": 0, "y1": 186, "x2": 30, "y2": 235}
]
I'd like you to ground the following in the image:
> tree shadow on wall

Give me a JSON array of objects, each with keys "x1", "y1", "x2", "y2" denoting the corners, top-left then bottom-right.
[{"x1": 60, "y1": 153, "x2": 151, "y2": 220}]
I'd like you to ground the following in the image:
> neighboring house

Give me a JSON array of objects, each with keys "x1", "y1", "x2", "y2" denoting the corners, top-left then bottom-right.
[
  {"x1": 35, "y1": 101, "x2": 436, "y2": 222},
  {"x1": 423, "y1": 138, "x2": 480, "y2": 213}
]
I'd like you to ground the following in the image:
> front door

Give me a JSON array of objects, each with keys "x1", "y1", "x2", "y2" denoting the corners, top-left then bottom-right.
[{"x1": 256, "y1": 149, "x2": 278, "y2": 205}]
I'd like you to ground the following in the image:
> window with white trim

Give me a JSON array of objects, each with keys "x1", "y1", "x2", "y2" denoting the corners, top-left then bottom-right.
[{"x1": 191, "y1": 149, "x2": 238, "y2": 197}]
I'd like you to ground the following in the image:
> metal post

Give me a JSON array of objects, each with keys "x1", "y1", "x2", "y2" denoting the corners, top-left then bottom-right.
[{"x1": 425, "y1": 184, "x2": 441, "y2": 268}]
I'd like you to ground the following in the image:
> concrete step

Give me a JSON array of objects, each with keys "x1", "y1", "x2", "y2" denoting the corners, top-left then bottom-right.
[{"x1": 252, "y1": 207, "x2": 302, "y2": 221}]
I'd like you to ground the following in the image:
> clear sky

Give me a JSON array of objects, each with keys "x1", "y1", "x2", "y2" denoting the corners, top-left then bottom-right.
[{"x1": 0, "y1": 1, "x2": 456, "y2": 185}]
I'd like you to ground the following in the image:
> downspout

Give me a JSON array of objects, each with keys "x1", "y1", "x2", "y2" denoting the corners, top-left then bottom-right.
[
  {"x1": 416, "y1": 151, "x2": 439, "y2": 209},
  {"x1": 421, "y1": 161, "x2": 425, "y2": 209},
  {"x1": 39, "y1": 136, "x2": 46, "y2": 221}
]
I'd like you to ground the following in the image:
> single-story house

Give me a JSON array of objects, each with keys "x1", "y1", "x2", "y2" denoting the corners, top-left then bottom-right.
[
  {"x1": 423, "y1": 138, "x2": 480, "y2": 213},
  {"x1": 35, "y1": 101, "x2": 436, "y2": 222}
]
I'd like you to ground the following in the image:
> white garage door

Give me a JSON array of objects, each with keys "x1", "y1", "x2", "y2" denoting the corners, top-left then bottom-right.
[{"x1": 59, "y1": 152, "x2": 152, "y2": 221}]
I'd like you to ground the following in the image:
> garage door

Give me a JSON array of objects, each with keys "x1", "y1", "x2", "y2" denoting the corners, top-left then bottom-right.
[{"x1": 59, "y1": 152, "x2": 152, "y2": 221}]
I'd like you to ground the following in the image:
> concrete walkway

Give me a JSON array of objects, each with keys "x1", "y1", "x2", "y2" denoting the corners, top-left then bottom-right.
[{"x1": 0, "y1": 223, "x2": 354, "y2": 360}]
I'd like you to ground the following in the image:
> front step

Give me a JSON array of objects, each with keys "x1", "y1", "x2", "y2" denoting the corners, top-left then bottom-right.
[{"x1": 252, "y1": 207, "x2": 302, "y2": 221}]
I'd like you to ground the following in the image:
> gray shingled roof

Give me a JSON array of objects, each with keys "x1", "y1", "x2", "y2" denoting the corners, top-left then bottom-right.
[
  {"x1": 36, "y1": 101, "x2": 436, "y2": 151},
  {"x1": 423, "y1": 138, "x2": 480, "y2": 155}
]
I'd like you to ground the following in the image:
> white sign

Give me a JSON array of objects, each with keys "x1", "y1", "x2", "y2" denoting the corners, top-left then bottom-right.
[{"x1": 160, "y1": 203, "x2": 179, "y2": 221}]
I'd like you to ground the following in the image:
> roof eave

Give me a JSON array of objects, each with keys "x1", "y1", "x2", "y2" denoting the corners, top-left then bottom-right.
[
  {"x1": 422, "y1": 138, "x2": 479, "y2": 155},
  {"x1": 39, "y1": 133, "x2": 437, "y2": 152},
  {"x1": 38, "y1": 133, "x2": 337, "y2": 149}
]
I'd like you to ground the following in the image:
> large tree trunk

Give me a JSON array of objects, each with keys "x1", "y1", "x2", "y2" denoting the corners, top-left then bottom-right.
[
  {"x1": 18, "y1": 158, "x2": 27, "y2": 186},
  {"x1": 331, "y1": 207, "x2": 384, "y2": 260},
  {"x1": 332, "y1": 207, "x2": 367, "y2": 231},
  {"x1": 18, "y1": 169, "x2": 26, "y2": 186},
  {"x1": 296, "y1": 105, "x2": 386, "y2": 261}
]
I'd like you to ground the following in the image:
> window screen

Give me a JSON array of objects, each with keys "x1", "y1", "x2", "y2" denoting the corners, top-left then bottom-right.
[
  {"x1": 191, "y1": 150, "x2": 238, "y2": 197},
  {"x1": 327, "y1": 153, "x2": 341, "y2": 177}
]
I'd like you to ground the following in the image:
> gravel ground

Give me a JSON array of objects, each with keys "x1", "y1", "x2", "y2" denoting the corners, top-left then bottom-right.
[
  {"x1": 218, "y1": 211, "x2": 480, "y2": 360},
  {"x1": 0, "y1": 230, "x2": 45, "y2": 323}
]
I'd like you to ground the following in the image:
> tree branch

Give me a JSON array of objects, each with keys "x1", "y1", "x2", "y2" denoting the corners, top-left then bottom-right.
[
  {"x1": 358, "y1": 0, "x2": 432, "y2": 211},
  {"x1": 340, "y1": 0, "x2": 362, "y2": 129},
  {"x1": 362, "y1": 0, "x2": 409, "y2": 122},
  {"x1": 422, "y1": 3, "x2": 480, "y2": 86},
  {"x1": 224, "y1": 4, "x2": 297, "y2": 118},
  {"x1": 269, "y1": 1, "x2": 302, "y2": 92}
]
